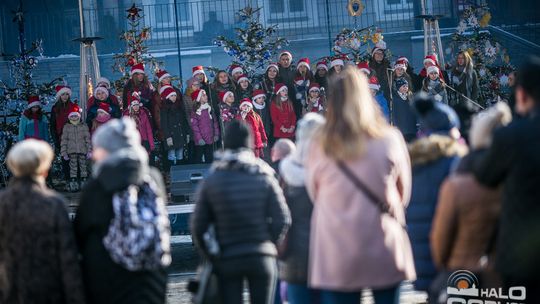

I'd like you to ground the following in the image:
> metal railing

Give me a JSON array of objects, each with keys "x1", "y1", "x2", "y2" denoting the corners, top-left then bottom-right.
[{"x1": 1, "y1": 0, "x2": 459, "y2": 57}]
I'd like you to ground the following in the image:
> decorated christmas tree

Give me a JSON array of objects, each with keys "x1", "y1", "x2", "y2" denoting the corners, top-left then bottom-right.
[
  {"x1": 333, "y1": 26, "x2": 388, "y2": 63},
  {"x1": 214, "y1": 6, "x2": 289, "y2": 77},
  {"x1": 447, "y1": 3, "x2": 514, "y2": 105},
  {"x1": 112, "y1": 4, "x2": 161, "y2": 91}
]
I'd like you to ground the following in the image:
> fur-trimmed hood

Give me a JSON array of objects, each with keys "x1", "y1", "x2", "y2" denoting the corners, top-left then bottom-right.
[
  {"x1": 408, "y1": 135, "x2": 468, "y2": 166},
  {"x1": 279, "y1": 156, "x2": 305, "y2": 187}
]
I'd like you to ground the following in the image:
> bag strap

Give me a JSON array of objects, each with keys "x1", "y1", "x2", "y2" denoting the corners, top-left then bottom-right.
[{"x1": 337, "y1": 160, "x2": 403, "y2": 227}]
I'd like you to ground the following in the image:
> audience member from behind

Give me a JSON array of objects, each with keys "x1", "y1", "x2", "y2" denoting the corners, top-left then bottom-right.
[
  {"x1": 278, "y1": 113, "x2": 325, "y2": 304},
  {"x1": 407, "y1": 93, "x2": 468, "y2": 292},
  {"x1": 0, "y1": 139, "x2": 85, "y2": 303},
  {"x1": 191, "y1": 121, "x2": 291, "y2": 304},
  {"x1": 271, "y1": 138, "x2": 296, "y2": 173},
  {"x1": 305, "y1": 67, "x2": 415, "y2": 304},
  {"x1": 473, "y1": 56, "x2": 540, "y2": 303},
  {"x1": 74, "y1": 118, "x2": 171, "y2": 304},
  {"x1": 430, "y1": 102, "x2": 511, "y2": 298}
]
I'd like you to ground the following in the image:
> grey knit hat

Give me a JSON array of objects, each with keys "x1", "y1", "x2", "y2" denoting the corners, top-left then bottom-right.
[{"x1": 92, "y1": 117, "x2": 142, "y2": 153}]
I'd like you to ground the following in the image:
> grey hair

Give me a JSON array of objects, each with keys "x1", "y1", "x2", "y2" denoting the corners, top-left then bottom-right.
[
  {"x1": 272, "y1": 138, "x2": 296, "y2": 159},
  {"x1": 7, "y1": 139, "x2": 54, "y2": 178},
  {"x1": 294, "y1": 113, "x2": 326, "y2": 161},
  {"x1": 469, "y1": 102, "x2": 512, "y2": 150}
]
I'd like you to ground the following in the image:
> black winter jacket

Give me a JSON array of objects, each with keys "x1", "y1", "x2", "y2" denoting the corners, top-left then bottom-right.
[
  {"x1": 191, "y1": 150, "x2": 291, "y2": 259},
  {"x1": 474, "y1": 108, "x2": 540, "y2": 281},
  {"x1": 74, "y1": 157, "x2": 168, "y2": 304},
  {"x1": 278, "y1": 157, "x2": 312, "y2": 284},
  {"x1": 0, "y1": 178, "x2": 85, "y2": 304}
]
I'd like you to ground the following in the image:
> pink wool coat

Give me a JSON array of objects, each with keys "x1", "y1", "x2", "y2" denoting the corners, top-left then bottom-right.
[{"x1": 305, "y1": 128, "x2": 416, "y2": 291}]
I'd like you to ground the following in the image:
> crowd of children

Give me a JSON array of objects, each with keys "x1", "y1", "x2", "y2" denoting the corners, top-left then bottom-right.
[{"x1": 18, "y1": 44, "x2": 460, "y2": 190}]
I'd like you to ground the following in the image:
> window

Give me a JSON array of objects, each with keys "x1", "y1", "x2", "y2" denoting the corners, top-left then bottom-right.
[{"x1": 269, "y1": 0, "x2": 305, "y2": 14}]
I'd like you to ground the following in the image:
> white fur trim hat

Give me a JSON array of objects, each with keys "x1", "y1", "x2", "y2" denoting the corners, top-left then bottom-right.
[
  {"x1": 55, "y1": 85, "x2": 72, "y2": 99},
  {"x1": 427, "y1": 65, "x2": 440, "y2": 75},
  {"x1": 97, "y1": 77, "x2": 111, "y2": 88}
]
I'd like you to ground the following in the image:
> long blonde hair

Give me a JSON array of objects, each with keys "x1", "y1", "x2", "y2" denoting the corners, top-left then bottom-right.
[{"x1": 320, "y1": 67, "x2": 389, "y2": 160}]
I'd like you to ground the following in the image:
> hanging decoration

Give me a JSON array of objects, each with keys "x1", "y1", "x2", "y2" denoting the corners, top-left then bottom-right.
[
  {"x1": 332, "y1": 26, "x2": 389, "y2": 63},
  {"x1": 347, "y1": 0, "x2": 365, "y2": 17},
  {"x1": 214, "y1": 6, "x2": 289, "y2": 77}
]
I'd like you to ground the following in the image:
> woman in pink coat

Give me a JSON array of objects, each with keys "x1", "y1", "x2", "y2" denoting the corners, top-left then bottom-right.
[
  {"x1": 304, "y1": 67, "x2": 416, "y2": 304},
  {"x1": 123, "y1": 98, "x2": 155, "y2": 153}
]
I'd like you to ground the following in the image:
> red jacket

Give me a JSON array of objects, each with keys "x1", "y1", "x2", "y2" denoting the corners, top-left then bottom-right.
[
  {"x1": 236, "y1": 111, "x2": 268, "y2": 148},
  {"x1": 270, "y1": 100, "x2": 296, "y2": 139}
]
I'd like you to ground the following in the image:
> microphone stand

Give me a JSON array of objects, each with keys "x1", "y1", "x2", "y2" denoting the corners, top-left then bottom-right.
[
  {"x1": 386, "y1": 68, "x2": 394, "y2": 126},
  {"x1": 444, "y1": 83, "x2": 485, "y2": 111}
]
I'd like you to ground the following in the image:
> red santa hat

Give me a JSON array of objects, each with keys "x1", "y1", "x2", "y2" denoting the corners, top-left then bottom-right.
[
  {"x1": 55, "y1": 85, "x2": 72, "y2": 99},
  {"x1": 192, "y1": 65, "x2": 205, "y2": 77},
  {"x1": 68, "y1": 104, "x2": 82, "y2": 119},
  {"x1": 331, "y1": 55, "x2": 347, "y2": 68},
  {"x1": 316, "y1": 60, "x2": 328, "y2": 71},
  {"x1": 266, "y1": 62, "x2": 280, "y2": 73},
  {"x1": 252, "y1": 89, "x2": 266, "y2": 101},
  {"x1": 160, "y1": 86, "x2": 177, "y2": 100},
  {"x1": 279, "y1": 51, "x2": 293, "y2": 60},
  {"x1": 368, "y1": 76, "x2": 380, "y2": 91},
  {"x1": 219, "y1": 90, "x2": 234, "y2": 103},
  {"x1": 159, "y1": 84, "x2": 173, "y2": 95},
  {"x1": 130, "y1": 62, "x2": 145, "y2": 76},
  {"x1": 156, "y1": 69, "x2": 171, "y2": 83},
  {"x1": 239, "y1": 98, "x2": 253, "y2": 109},
  {"x1": 297, "y1": 58, "x2": 311, "y2": 71},
  {"x1": 394, "y1": 62, "x2": 407, "y2": 71},
  {"x1": 274, "y1": 83, "x2": 288, "y2": 95},
  {"x1": 229, "y1": 64, "x2": 244, "y2": 76},
  {"x1": 190, "y1": 89, "x2": 204, "y2": 102},
  {"x1": 397, "y1": 56, "x2": 409, "y2": 65},
  {"x1": 97, "y1": 77, "x2": 111, "y2": 88},
  {"x1": 356, "y1": 62, "x2": 371, "y2": 75},
  {"x1": 236, "y1": 74, "x2": 250, "y2": 84},
  {"x1": 94, "y1": 86, "x2": 109, "y2": 98},
  {"x1": 97, "y1": 102, "x2": 111, "y2": 114},
  {"x1": 423, "y1": 54, "x2": 438, "y2": 66},
  {"x1": 308, "y1": 83, "x2": 321, "y2": 93},
  {"x1": 27, "y1": 96, "x2": 41, "y2": 109},
  {"x1": 427, "y1": 65, "x2": 440, "y2": 76}
]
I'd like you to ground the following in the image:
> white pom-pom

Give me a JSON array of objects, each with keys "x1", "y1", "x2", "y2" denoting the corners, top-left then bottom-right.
[
  {"x1": 296, "y1": 93, "x2": 302, "y2": 100},
  {"x1": 435, "y1": 94, "x2": 443, "y2": 102}
]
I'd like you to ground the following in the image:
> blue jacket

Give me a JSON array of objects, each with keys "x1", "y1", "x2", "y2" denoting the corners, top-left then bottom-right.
[
  {"x1": 374, "y1": 93, "x2": 390, "y2": 121},
  {"x1": 406, "y1": 135, "x2": 466, "y2": 292},
  {"x1": 18, "y1": 113, "x2": 49, "y2": 142}
]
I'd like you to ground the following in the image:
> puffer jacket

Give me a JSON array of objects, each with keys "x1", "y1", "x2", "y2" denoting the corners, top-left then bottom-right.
[
  {"x1": 253, "y1": 102, "x2": 273, "y2": 143},
  {"x1": 0, "y1": 177, "x2": 86, "y2": 304},
  {"x1": 61, "y1": 122, "x2": 91, "y2": 156},
  {"x1": 191, "y1": 106, "x2": 219, "y2": 146},
  {"x1": 406, "y1": 135, "x2": 468, "y2": 292},
  {"x1": 236, "y1": 111, "x2": 268, "y2": 148},
  {"x1": 278, "y1": 156, "x2": 312, "y2": 284},
  {"x1": 191, "y1": 149, "x2": 291, "y2": 259}
]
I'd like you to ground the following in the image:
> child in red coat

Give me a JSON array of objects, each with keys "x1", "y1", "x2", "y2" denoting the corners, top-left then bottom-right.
[
  {"x1": 270, "y1": 83, "x2": 296, "y2": 140},
  {"x1": 236, "y1": 98, "x2": 268, "y2": 158}
]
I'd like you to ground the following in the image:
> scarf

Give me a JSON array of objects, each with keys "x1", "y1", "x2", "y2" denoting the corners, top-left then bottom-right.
[
  {"x1": 253, "y1": 101, "x2": 266, "y2": 110},
  {"x1": 397, "y1": 91, "x2": 409, "y2": 101},
  {"x1": 103, "y1": 175, "x2": 171, "y2": 271},
  {"x1": 130, "y1": 109, "x2": 141, "y2": 130},
  {"x1": 196, "y1": 102, "x2": 213, "y2": 119},
  {"x1": 309, "y1": 97, "x2": 323, "y2": 112}
]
